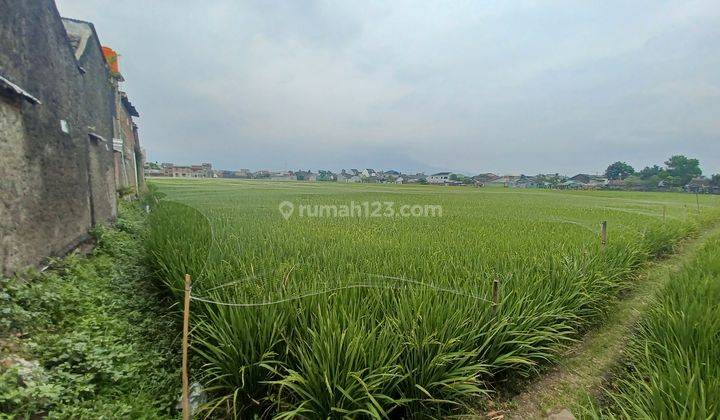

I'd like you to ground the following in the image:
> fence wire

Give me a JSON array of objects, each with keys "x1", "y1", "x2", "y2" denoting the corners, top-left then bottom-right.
[{"x1": 188, "y1": 271, "x2": 497, "y2": 308}]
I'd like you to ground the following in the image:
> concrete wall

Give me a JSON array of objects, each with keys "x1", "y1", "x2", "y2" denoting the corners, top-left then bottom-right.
[
  {"x1": 115, "y1": 98, "x2": 140, "y2": 192},
  {"x1": 68, "y1": 18, "x2": 117, "y2": 222},
  {"x1": 0, "y1": 0, "x2": 118, "y2": 275}
]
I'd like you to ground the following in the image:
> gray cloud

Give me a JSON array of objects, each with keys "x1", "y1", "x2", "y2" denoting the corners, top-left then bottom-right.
[{"x1": 56, "y1": 0, "x2": 720, "y2": 175}]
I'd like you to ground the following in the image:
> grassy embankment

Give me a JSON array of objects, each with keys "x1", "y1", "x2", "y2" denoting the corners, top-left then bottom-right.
[{"x1": 0, "y1": 203, "x2": 179, "y2": 418}]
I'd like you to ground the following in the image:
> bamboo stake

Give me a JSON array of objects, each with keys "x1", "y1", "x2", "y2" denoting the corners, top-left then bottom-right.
[
  {"x1": 601, "y1": 221, "x2": 607, "y2": 248},
  {"x1": 663, "y1": 205, "x2": 666, "y2": 223},
  {"x1": 492, "y1": 278, "x2": 500, "y2": 314},
  {"x1": 182, "y1": 274, "x2": 191, "y2": 420},
  {"x1": 696, "y1": 193, "x2": 700, "y2": 214}
]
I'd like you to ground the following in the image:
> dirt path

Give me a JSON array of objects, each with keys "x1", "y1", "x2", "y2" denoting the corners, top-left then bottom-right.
[{"x1": 492, "y1": 223, "x2": 720, "y2": 420}]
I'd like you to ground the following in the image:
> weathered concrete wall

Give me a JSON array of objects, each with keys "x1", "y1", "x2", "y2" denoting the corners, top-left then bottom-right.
[
  {"x1": 113, "y1": 91, "x2": 145, "y2": 194},
  {"x1": 133, "y1": 124, "x2": 146, "y2": 192},
  {"x1": 0, "y1": 96, "x2": 43, "y2": 272},
  {"x1": 0, "y1": 0, "x2": 118, "y2": 275},
  {"x1": 116, "y1": 99, "x2": 139, "y2": 192},
  {"x1": 68, "y1": 17, "x2": 117, "y2": 223}
]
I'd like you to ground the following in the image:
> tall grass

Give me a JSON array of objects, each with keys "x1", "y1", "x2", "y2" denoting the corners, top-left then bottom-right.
[
  {"x1": 143, "y1": 180, "x2": 719, "y2": 418},
  {"x1": 587, "y1": 234, "x2": 720, "y2": 419}
]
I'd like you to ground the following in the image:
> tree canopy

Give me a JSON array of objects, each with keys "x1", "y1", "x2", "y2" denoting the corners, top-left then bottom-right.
[
  {"x1": 638, "y1": 165, "x2": 666, "y2": 180},
  {"x1": 664, "y1": 155, "x2": 702, "y2": 186},
  {"x1": 604, "y1": 155, "x2": 705, "y2": 189},
  {"x1": 605, "y1": 161, "x2": 635, "y2": 180}
]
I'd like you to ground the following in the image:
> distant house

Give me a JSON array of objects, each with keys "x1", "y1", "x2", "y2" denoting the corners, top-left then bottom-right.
[
  {"x1": 513, "y1": 175, "x2": 539, "y2": 188},
  {"x1": 428, "y1": 172, "x2": 452, "y2": 184},
  {"x1": 167, "y1": 165, "x2": 205, "y2": 178},
  {"x1": 587, "y1": 177, "x2": 609, "y2": 188},
  {"x1": 474, "y1": 173, "x2": 499, "y2": 183},
  {"x1": 361, "y1": 168, "x2": 376, "y2": 178},
  {"x1": 570, "y1": 174, "x2": 592, "y2": 184},
  {"x1": 686, "y1": 177, "x2": 711, "y2": 193},
  {"x1": 270, "y1": 171, "x2": 295, "y2": 181},
  {"x1": 200, "y1": 163, "x2": 213, "y2": 178},
  {"x1": 385, "y1": 170, "x2": 401, "y2": 176},
  {"x1": 144, "y1": 162, "x2": 164, "y2": 177},
  {"x1": 395, "y1": 177, "x2": 405, "y2": 184},
  {"x1": 564, "y1": 174, "x2": 606, "y2": 189},
  {"x1": 336, "y1": 172, "x2": 351, "y2": 182},
  {"x1": 401, "y1": 173, "x2": 424, "y2": 184},
  {"x1": 159, "y1": 163, "x2": 212, "y2": 178},
  {"x1": 234, "y1": 169, "x2": 251, "y2": 178},
  {"x1": 215, "y1": 170, "x2": 236, "y2": 178},
  {"x1": 295, "y1": 170, "x2": 317, "y2": 181},
  {"x1": 558, "y1": 180, "x2": 585, "y2": 189},
  {"x1": 606, "y1": 179, "x2": 626, "y2": 188},
  {"x1": 491, "y1": 175, "x2": 520, "y2": 187},
  {"x1": 348, "y1": 175, "x2": 362, "y2": 183},
  {"x1": 533, "y1": 173, "x2": 565, "y2": 187},
  {"x1": 144, "y1": 168, "x2": 163, "y2": 177}
]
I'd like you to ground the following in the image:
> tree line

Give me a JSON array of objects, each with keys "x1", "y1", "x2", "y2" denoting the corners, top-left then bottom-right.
[{"x1": 605, "y1": 155, "x2": 719, "y2": 188}]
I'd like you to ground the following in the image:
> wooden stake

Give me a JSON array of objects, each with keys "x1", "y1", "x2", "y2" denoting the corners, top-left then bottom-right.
[
  {"x1": 492, "y1": 278, "x2": 500, "y2": 314},
  {"x1": 663, "y1": 205, "x2": 666, "y2": 222},
  {"x1": 696, "y1": 193, "x2": 700, "y2": 214},
  {"x1": 601, "y1": 221, "x2": 607, "y2": 247},
  {"x1": 182, "y1": 274, "x2": 191, "y2": 420}
]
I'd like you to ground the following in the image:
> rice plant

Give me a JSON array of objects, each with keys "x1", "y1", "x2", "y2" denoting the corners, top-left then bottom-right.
[
  {"x1": 143, "y1": 179, "x2": 720, "y2": 418},
  {"x1": 586, "y1": 234, "x2": 720, "y2": 419}
]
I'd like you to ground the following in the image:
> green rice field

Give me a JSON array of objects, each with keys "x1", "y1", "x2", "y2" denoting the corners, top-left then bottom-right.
[
  {"x1": 144, "y1": 179, "x2": 720, "y2": 418},
  {"x1": 588, "y1": 230, "x2": 720, "y2": 419}
]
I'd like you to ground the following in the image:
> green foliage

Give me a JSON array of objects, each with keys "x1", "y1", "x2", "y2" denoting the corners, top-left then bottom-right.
[
  {"x1": 605, "y1": 162, "x2": 635, "y2": 180},
  {"x1": 638, "y1": 165, "x2": 666, "y2": 180},
  {"x1": 665, "y1": 155, "x2": 702, "y2": 186},
  {"x1": 587, "y1": 233, "x2": 720, "y2": 419},
  {"x1": 0, "y1": 365, "x2": 63, "y2": 416},
  {"x1": 271, "y1": 312, "x2": 406, "y2": 418},
  {"x1": 0, "y1": 203, "x2": 178, "y2": 418},
  {"x1": 144, "y1": 179, "x2": 720, "y2": 418},
  {"x1": 447, "y1": 174, "x2": 474, "y2": 184},
  {"x1": 536, "y1": 173, "x2": 565, "y2": 186},
  {"x1": 608, "y1": 155, "x2": 705, "y2": 189},
  {"x1": 117, "y1": 185, "x2": 136, "y2": 198},
  {"x1": 711, "y1": 174, "x2": 719, "y2": 187},
  {"x1": 139, "y1": 182, "x2": 167, "y2": 210},
  {"x1": 318, "y1": 170, "x2": 335, "y2": 182},
  {"x1": 624, "y1": 174, "x2": 669, "y2": 190}
]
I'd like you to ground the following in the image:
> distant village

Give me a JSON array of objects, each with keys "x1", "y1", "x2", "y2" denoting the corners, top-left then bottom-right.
[{"x1": 144, "y1": 161, "x2": 719, "y2": 194}]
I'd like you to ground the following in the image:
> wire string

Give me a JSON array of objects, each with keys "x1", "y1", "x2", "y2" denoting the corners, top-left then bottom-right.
[{"x1": 188, "y1": 272, "x2": 495, "y2": 307}]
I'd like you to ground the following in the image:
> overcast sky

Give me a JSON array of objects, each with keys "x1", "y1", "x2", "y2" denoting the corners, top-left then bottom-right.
[{"x1": 57, "y1": 0, "x2": 719, "y2": 175}]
